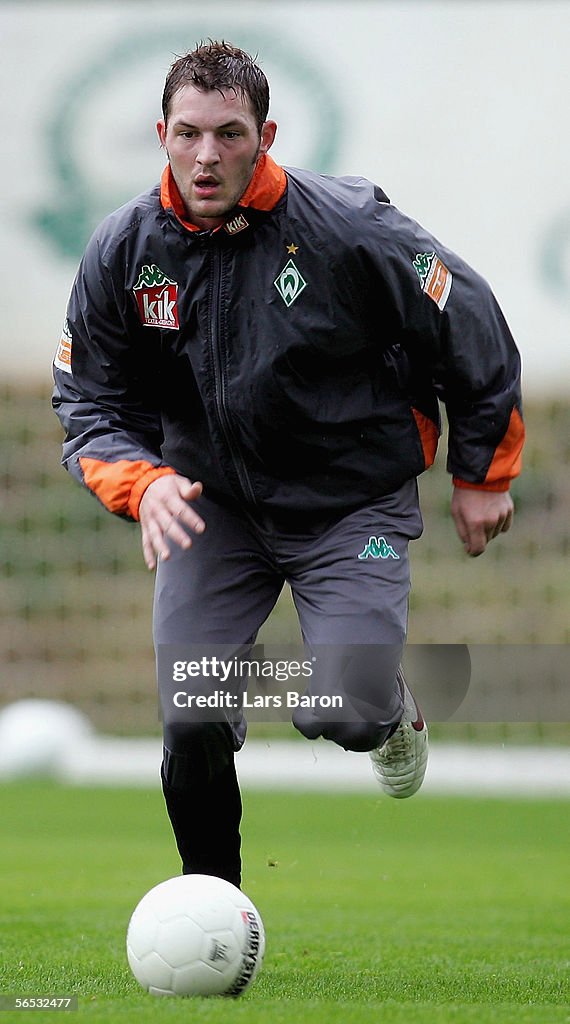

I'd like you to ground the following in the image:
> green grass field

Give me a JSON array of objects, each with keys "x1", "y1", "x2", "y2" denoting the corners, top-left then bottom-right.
[{"x1": 0, "y1": 784, "x2": 568, "y2": 1023}]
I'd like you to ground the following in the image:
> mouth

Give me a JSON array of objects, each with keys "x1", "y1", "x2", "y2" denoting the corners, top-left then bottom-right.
[{"x1": 193, "y1": 175, "x2": 221, "y2": 198}]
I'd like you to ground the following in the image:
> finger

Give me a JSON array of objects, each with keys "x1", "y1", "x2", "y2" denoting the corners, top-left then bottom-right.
[
  {"x1": 465, "y1": 524, "x2": 488, "y2": 557},
  {"x1": 141, "y1": 531, "x2": 156, "y2": 571},
  {"x1": 500, "y1": 508, "x2": 513, "y2": 534},
  {"x1": 172, "y1": 501, "x2": 206, "y2": 535},
  {"x1": 178, "y1": 479, "x2": 203, "y2": 502},
  {"x1": 148, "y1": 502, "x2": 187, "y2": 554},
  {"x1": 451, "y1": 508, "x2": 484, "y2": 556},
  {"x1": 489, "y1": 509, "x2": 513, "y2": 541},
  {"x1": 451, "y1": 508, "x2": 469, "y2": 548},
  {"x1": 158, "y1": 501, "x2": 204, "y2": 543},
  {"x1": 467, "y1": 541, "x2": 486, "y2": 557},
  {"x1": 141, "y1": 522, "x2": 170, "y2": 570},
  {"x1": 163, "y1": 515, "x2": 193, "y2": 551},
  {"x1": 160, "y1": 481, "x2": 205, "y2": 535}
]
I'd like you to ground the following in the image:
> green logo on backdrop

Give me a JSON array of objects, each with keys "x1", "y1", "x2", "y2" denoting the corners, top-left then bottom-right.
[{"x1": 33, "y1": 30, "x2": 343, "y2": 261}]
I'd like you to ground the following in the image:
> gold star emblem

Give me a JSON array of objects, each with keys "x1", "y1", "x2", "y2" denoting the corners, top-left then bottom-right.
[{"x1": 286, "y1": 242, "x2": 299, "y2": 254}]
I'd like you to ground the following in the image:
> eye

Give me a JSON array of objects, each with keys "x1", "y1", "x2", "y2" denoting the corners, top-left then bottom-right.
[{"x1": 223, "y1": 131, "x2": 241, "y2": 140}]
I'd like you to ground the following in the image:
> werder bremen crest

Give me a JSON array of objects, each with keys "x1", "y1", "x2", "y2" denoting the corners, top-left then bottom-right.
[
  {"x1": 133, "y1": 263, "x2": 179, "y2": 329},
  {"x1": 274, "y1": 259, "x2": 307, "y2": 307}
]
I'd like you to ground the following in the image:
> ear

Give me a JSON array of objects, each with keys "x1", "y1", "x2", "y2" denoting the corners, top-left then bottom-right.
[
  {"x1": 259, "y1": 120, "x2": 277, "y2": 155},
  {"x1": 156, "y1": 120, "x2": 167, "y2": 149}
]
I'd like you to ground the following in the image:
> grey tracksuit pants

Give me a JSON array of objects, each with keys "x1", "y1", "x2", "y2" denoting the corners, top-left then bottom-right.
[{"x1": 153, "y1": 480, "x2": 423, "y2": 884}]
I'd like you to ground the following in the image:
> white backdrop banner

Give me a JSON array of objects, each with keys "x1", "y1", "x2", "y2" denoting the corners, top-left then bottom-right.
[{"x1": 1, "y1": 0, "x2": 568, "y2": 391}]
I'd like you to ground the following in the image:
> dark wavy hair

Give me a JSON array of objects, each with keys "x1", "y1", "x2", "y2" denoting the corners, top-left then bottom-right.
[{"x1": 162, "y1": 40, "x2": 270, "y2": 133}]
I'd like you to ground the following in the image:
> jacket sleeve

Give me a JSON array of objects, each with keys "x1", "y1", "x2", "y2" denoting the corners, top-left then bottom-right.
[
  {"x1": 52, "y1": 234, "x2": 175, "y2": 521},
  {"x1": 370, "y1": 201, "x2": 524, "y2": 491}
]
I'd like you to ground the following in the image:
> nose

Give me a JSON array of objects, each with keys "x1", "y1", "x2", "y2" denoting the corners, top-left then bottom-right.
[{"x1": 196, "y1": 133, "x2": 220, "y2": 167}]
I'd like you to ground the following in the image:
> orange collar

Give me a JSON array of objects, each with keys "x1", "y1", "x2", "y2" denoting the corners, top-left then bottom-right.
[{"x1": 160, "y1": 154, "x2": 287, "y2": 232}]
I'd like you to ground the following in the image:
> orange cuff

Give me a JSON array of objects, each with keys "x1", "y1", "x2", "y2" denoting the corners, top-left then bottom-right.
[
  {"x1": 482, "y1": 407, "x2": 525, "y2": 486},
  {"x1": 452, "y1": 407, "x2": 524, "y2": 494},
  {"x1": 79, "y1": 457, "x2": 176, "y2": 519},
  {"x1": 128, "y1": 467, "x2": 177, "y2": 520},
  {"x1": 452, "y1": 477, "x2": 511, "y2": 493}
]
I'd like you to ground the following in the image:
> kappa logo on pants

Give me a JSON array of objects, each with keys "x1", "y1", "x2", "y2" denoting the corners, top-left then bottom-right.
[{"x1": 357, "y1": 536, "x2": 400, "y2": 560}]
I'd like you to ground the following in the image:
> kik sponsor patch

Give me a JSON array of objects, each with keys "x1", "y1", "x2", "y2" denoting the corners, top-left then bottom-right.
[
  {"x1": 133, "y1": 264, "x2": 179, "y2": 329},
  {"x1": 224, "y1": 213, "x2": 249, "y2": 235}
]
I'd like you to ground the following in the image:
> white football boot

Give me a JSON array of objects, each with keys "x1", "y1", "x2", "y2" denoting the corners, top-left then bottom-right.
[{"x1": 369, "y1": 667, "x2": 428, "y2": 798}]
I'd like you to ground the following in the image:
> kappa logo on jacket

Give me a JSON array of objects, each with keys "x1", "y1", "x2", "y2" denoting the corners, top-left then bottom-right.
[
  {"x1": 412, "y1": 251, "x2": 452, "y2": 312},
  {"x1": 133, "y1": 264, "x2": 180, "y2": 330}
]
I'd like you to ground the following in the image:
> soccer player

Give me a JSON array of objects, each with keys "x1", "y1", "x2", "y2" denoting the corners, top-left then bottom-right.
[{"x1": 53, "y1": 41, "x2": 524, "y2": 887}]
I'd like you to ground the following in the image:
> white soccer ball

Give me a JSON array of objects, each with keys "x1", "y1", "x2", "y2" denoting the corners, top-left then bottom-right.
[{"x1": 126, "y1": 874, "x2": 265, "y2": 997}]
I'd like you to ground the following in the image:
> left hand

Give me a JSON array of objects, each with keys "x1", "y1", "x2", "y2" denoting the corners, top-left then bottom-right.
[{"x1": 450, "y1": 487, "x2": 514, "y2": 557}]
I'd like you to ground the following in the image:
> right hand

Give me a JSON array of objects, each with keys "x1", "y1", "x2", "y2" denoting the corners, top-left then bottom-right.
[
  {"x1": 139, "y1": 474, "x2": 205, "y2": 570},
  {"x1": 450, "y1": 486, "x2": 514, "y2": 557}
]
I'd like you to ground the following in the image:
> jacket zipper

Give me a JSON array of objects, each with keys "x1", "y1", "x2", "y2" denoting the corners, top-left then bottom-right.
[{"x1": 208, "y1": 243, "x2": 258, "y2": 506}]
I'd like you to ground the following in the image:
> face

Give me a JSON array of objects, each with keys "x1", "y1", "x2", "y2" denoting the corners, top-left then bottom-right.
[{"x1": 157, "y1": 85, "x2": 277, "y2": 229}]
